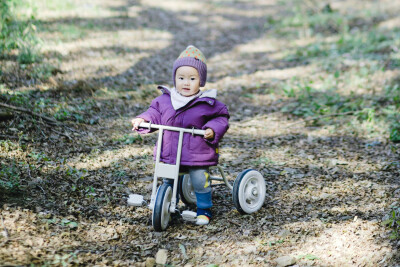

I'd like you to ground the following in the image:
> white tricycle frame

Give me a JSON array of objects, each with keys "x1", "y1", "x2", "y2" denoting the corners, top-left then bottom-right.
[{"x1": 138, "y1": 122, "x2": 266, "y2": 231}]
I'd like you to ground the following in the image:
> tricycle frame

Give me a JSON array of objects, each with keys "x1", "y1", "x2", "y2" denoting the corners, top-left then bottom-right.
[{"x1": 140, "y1": 122, "x2": 232, "y2": 214}]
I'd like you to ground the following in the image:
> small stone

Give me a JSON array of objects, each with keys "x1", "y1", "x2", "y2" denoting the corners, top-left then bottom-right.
[
  {"x1": 275, "y1": 256, "x2": 296, "y2": 267},
  {"x1": 243, "y1": 229, "x2": 251, "y2": 236},
  {"x1": 278, "y1": 229, "x2": 291, "y2": 238},
  {"x1": 267, "y1": 250, "x2": 277, "y2": 257},
  {"x1": 328, "y1": 159, "x2": 338, "y2": 167},
  {"x1": 283, "y1": 167, "x2": 296, "y2": 174},
  {"x1": 293, "y1": 174, "x2": 305, "y2": 179},
  {"x1": 243, "y1": 245, "x2": 257, "y2": 254},
  {"x1": 196, "y1": 247, "x2": 204, "y2": 256},
  {"x1": 155, "y1": 249, "x2": 168, "y2": 265},
  {"x1": 145, "y1": 257, "x2": 156, "y2": 267},
  {"x1": 331, "y1": 167, "x2": 340, "y2": 174},
  {"x1": 320, "y1": 193, "x2": 332, "y2": 200},
  {"x1": 145, "y1": 183, "x2": 153, "y2": 190}
]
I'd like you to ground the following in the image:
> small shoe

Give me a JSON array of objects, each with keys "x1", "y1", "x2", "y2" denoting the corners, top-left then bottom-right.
[
  {"x1": 196, "y1": 215, "x2": 210, "y2": 225},
  {"x1": 196, "y1": 208, "x2": 212, "y2": 225}
]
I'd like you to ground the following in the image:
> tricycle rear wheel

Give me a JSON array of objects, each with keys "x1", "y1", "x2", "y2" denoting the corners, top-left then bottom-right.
[
  {"x1": 179, "y1": 174, "x2": 197, "y2": 206},
  {"x1": 233, "y1": 169, "x2": 266, "y2": 214}
]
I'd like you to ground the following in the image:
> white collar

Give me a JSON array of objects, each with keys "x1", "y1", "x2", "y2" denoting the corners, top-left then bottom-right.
[
  {"x1": 158, "y1": 86, "x2": 218, "y2": 110},
  {"x1": 170, "y1": 87, "x2": 203, "y2": 110}
]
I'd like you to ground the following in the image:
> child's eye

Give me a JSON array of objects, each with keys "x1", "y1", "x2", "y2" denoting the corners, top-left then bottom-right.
[
  {"x1": 191, "y1": 78, "x2": 196, "y2": 81},
  {"x1": 179, "y1": 77, "x2": 183, "y2": 80}
]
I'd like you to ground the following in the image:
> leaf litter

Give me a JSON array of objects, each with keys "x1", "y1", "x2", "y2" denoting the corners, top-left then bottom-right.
[{"x1": 1, "y1": 0, "x2": 400, "y2": 266}]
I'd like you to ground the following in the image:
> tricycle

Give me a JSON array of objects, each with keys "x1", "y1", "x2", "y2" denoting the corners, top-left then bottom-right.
[{"x1": 133, "y1": 122, "x2": 266, "y2": 231}]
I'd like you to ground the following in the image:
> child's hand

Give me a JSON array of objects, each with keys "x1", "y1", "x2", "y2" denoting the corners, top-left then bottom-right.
[
  {"x1": 131, "y1": 118, "x2": 145, "y2": 131},
  {"x1": 204, "y1": 128, "x2": 215, "y2": 139}
]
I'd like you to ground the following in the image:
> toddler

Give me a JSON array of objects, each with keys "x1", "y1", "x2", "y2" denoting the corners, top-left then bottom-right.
[{"x1": 131, "y1": 45, "x2": 229, "y2": 225}]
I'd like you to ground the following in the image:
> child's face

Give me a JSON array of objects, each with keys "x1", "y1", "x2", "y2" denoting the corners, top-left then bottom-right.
[{"x1": 175, "y1": 66, "x2": 201, "y2": 97}]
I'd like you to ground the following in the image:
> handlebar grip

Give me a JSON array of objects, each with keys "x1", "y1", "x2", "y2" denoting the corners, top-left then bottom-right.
[{"x1": 138, "y1": 122, "x2": 152, "y2": 129}]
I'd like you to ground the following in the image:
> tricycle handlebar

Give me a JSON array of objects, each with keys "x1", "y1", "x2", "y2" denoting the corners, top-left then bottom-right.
[{"x1": 139, "y1": 122, "x2": 206, "y2": 136}]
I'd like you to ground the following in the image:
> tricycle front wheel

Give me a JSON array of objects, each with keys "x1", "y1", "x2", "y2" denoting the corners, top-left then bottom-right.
[
  {"x1": 233, "y1": 169, "x2": 266, "y2": 214},
  {"x1": 152, "y1": 183, "x2": 173, "y2": 231}
]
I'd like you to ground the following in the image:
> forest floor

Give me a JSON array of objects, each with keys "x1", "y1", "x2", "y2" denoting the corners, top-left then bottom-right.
[{"x1": 1, "y1": 0, "x2": 400, "y2": 266}]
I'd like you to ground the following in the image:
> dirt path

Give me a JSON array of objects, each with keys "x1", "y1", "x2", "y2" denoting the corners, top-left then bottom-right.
[{"x1": 1, "y1": 0, "x2": 400, "y2": 266}]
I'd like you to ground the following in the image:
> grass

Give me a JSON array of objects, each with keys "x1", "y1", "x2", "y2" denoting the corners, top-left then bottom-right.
[
  {"x1": 34, "y1": 0, "x2": 77, "y2": 12},
  {"x1": 278, "y1": 76, "x2": 400, "y2": 140},
  {"x1": 0, "y1": 0, "x2": 42, "y2": 64},
  {"x1": 382, "y1": 206, "x2": 400, "y2": 240},
  {"x1": 267, "y1": 1, "x2": 400, "y2": 141}
]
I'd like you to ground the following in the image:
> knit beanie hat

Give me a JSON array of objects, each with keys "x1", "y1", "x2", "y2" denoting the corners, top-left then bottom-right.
[{"x1": 172, "y1": 45, "x2": 207, "y2": 87}]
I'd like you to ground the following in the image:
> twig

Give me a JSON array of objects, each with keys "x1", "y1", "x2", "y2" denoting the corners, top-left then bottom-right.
[
  {"x1": 50, "y1": 128, "x2": 72, "y2": 140},
  {"x1": 1, "y1": 215, "x2": 9, "y2": 240},
  {"x1": 39, "y1": 119, "x2": 73, "y2": 140},
  {"x1": 0, "y1": 212, "x2": 23, "y2": 247},
  {"x1": 286, "y1": 111, "x2": 356, "y2": 128},
  {"x1": 113, "y1": 245, "x2": 117, "y2": 257},
  {"x1": 0, "y1": 103, "x2": 59, "y2": 125},
  {"x1": 227, "y1": 219, "x2": 241, "y2": 227},
  {"x1": 37, "y1": 184, "x2": 46, "y2": 196},
  {"x1": 1, "y1": 103, "x2": 75, "y2": 140},
  {"x1": 0, "y1": 134, "x2": 18, "y2": 140}
]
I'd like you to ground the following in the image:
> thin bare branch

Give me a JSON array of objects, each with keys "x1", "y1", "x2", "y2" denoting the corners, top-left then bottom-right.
[
  {"x1": 0, "y1": 103, "x2": 58, "y2": 125},
  {"x1": 1, "y1": 215, "x2": 9, "y2": 240}
]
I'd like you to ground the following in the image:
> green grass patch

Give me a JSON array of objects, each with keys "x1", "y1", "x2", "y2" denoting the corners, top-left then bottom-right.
[
  {"x1": 30, "y1": 62, "x2": 56, "y2": 80},
  {"x1": 37, "y1": 23, "x2": 93, "y2": 42},
  {"x1": 280, "y1": 80, "x2": 362, "y2": 118},
  {"x1": 289, "y1": 29, "x2": 400, "y2": 64},
  {"x1": 277, "y1": 0, "x2": 384, "y2": 36},
  {"x1": 280, "y1": 4, "x2": 350, "y2": 35},
  {"x1": 0, "y1": 0, "x2": 42, "y2": 63},
  {"x1": 36, "y1": 0, "x2": 76, "y2": 12},
  {"x1": 279, "y1": 77, "x2": 400, "y2": 141},
  {"x1": 56, "y1": 24, "x2": 88, "y2": 41},
  {"x1": 270, "y1": 1, "x2": 400, "y2": 142},
  {"x1": 0, "y1": 161, "x2": 21, "y2": 192},
  {"x1": 382, "y1": 206, "x2": 400, "y2": 240},
  {"x1": 115, "y1": 134, "x2": 143, "y2": 145},
  {"x1": 297, "y1": 254, "x2": 320, "y2": 260}
]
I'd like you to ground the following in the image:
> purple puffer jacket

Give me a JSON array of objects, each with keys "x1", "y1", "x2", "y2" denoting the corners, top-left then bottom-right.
[{"x1": 137, "y1": 86, "x2": 229, "y2": 166}]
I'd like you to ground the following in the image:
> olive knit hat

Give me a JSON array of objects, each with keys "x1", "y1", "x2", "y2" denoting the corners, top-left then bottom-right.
[{"x1": 172, "y1": 45, "x2": 207, "y2": 87}]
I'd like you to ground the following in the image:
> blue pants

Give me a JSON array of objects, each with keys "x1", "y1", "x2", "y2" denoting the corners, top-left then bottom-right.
[
  {"x1": 165, "y1": 166, "x2": 212, "y2": 209},
  {"x1": 187, "y1": 167, "x2": 212, "y2": 209}
]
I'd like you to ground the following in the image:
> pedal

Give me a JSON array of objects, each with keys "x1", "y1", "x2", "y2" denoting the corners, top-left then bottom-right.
[
  {"x1": 127, "y1": 194, "x2": 144, "y2": 206},
  {"x1": 181, "y1": 210, "x2": 197, "y2": 222}
]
